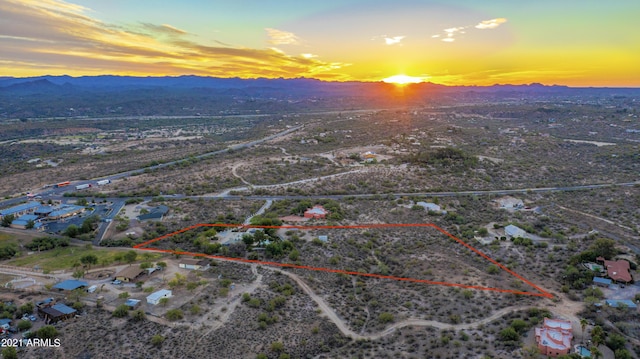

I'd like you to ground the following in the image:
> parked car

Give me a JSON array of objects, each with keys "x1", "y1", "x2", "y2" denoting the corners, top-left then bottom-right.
[
  {"x1": 29, "y1": 315, "x2": 37, "y2": 321},
  {"x1": 112, "y1": 280, "x2": 122, "y2": 285}
]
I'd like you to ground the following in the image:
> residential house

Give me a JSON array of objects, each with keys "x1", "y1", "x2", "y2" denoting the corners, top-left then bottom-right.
[
  {"x1": 505, "y1": 224, "x2": 528, "y2": 239},
  {"x1": 304, "y1": 205, "x2": 328, "y2": 219},
  {"x1": 597, "y1": 257, "x2": 633, "y2": 283},
  {"x1": 535, "y1": 318, "x2": 573, "y2": 357},
  {"x1": 179, "y1": 258, "x2": 210, "y2": 271},
  {"x1": 137, "y1": 205, "x2": 169, "y2": 221},
  {"x1": 494, "y1": 196, "x2": 524, "y2": 210},
  {"x1": 39, "y1": 303, "x2": 77, "y2": 324},
  {"x1": 114, "y1": 266, "x2": 145, "y2": 283}
]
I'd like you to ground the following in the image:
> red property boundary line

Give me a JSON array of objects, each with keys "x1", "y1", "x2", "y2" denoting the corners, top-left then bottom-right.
[{"x1": 134, "y1": 223, "x2": 553, "y2": 298}]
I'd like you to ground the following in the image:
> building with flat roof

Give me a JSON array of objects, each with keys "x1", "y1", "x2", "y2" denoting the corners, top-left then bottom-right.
[
  {"x1": 0, "y1": 202, "x2": 40, "y2": 219},
  {"x1": 179, "y1": 258, "x2": 210, "y2": 270},
  {"x1": 147, "y1": 289, "x2": 172, "y2": 305},
  {"x1": 592, "y1": 277, "x2": 612, "y2": 287},
  {"x1": 535, "y1": 318, "x2": 573, "y2": 357},
  {"x1": 605, "y1": 299, "x2": 637, "y2": 309},
  {"x1": 505, "y1": 224, "x2": 528, "y2": 239},
  {"x1": 10, "y1": 214, "x2": 41, "y2": 230},
  {"x1": 48, "y1": 205, "x2": 85, "y2": 220},
  {"x1": 53, "y1": 279, "x2": 88, "y2": 291}
]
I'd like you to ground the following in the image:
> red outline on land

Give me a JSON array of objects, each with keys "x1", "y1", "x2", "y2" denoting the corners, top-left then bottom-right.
[{"x1": 134, "y1": 223, "x2": 553, "y2": 298}]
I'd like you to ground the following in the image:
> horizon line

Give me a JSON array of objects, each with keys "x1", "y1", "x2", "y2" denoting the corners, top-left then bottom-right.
[{"x1": 2, "y1": 74, "x2": 640, "y2": 89}]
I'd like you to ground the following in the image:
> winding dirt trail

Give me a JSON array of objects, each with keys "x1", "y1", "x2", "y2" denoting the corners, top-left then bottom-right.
[{"x1": 271, "y1": 265, "x2": 584, "y2": 340}]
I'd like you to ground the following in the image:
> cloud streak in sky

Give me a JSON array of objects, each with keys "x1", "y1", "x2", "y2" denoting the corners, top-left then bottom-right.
[
  {"x1": 384, "y1": 36, "x2": 405, "y2": 45},
  {"x1": 475, "y1": 18, "x2": 507, "y2": 30},
  {"x1": 0, "y1": 0, "x2": 346, "y2": 79},
  {"x1": 433, "y1": 17, "x2": 507, "y2": 43},
  {"x1": 265, "y1": 28, "x2": 300, "y2": 45}
]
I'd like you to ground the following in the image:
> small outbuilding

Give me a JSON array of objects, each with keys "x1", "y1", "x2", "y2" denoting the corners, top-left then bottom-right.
[
  {"x1": 125, "y1": 299, "x2": 141, "y2": 309},
  {"x1": 605, "y1": 299, "x2": 637, "y2": 309},
  {"x1": 147, "y1": 289, "x2": 172, "y2": 305},
  {"x1": 179, "y1": 258, "x2": 210, "y2": 270},
  {"x1": 592, "y1": 277, "x2": 612, "y2": 287}
]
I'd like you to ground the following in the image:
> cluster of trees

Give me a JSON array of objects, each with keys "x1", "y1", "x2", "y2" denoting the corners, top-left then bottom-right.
[
  {"x1": 1, "y1": 214, "x2": 15, "y2": 227},
  {"x1": 0, "y1": 242, "x2": 18, "y2": 260},
  {"x1": 406, "y1": 147, "x2": 478, "y2": 169},
  {"x1": 24, "y1": 236, "x2": 69, "y2": 251},
  {"x1": 564, "y1": 238, "x2": 622, "y2": 290},
  {"x1": 64, "y1": 215, "x2": 100, "y2": 238}
]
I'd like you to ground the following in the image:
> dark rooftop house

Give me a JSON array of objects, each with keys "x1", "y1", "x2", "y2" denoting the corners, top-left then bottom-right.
[
  {"x1": 53, "y1": 279, "x2": 88, "y2": 291},
  {"x1": 137, "y1": 205, "x2": 169, "y2": 221},
  {"x1": 40, "y1": 303, "x2": 77, "y2": 324}
]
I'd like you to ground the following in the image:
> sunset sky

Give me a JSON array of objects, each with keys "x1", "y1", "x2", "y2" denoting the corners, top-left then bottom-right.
[{"x1": 1, "y1": 0, "x2": 639, "y2": 86}]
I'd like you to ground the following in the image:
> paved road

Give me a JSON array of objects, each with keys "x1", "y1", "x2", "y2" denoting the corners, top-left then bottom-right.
[
  {"x1": 0, "y1": 124, "x2": 305, "y2": 207},
  {"x1": 204, "y1": 180, "x2": 640, "y2": 201}
]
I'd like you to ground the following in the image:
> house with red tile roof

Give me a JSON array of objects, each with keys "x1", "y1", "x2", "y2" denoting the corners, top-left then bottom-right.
[
  {"x1": 535, "y1": 318, "x2": 573, "y2": 357},
  {"x1": 597, "y1": 257, "x2": 633, "y2": 283},
  {"x1": 304, "y1": 205, "x2": 328, "y2": 219}
]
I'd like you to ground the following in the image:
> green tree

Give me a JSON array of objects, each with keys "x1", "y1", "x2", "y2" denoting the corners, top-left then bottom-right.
[
  {"x1": 17, "y1": 320, "x2": 32, "y2": 331},
  {"x1": 1, "y1": 347, "x2": 17, "y2": 359},
  {"x1": 64, "y1": 224, "x2": 79, "y2": 237},
  {"x1": 1, "y1": 214, "x2": 15, "y2": 227},
  {"x1": 19, "y1": 302, "x2": 34, "y2": 316},
  {"x1": 80, "y1": 254, "x2": 98, "y2": 269},
  {"x1": 124, "y1": 250, "x2": 137, "y2": 264},
  {"x1": 288, "y1": 249, "x2": 300, "y2": 261},
  {"x1": 378, "y1": 312, "x2": 394, "y2": 324},
  {"x1": 165, "y1": 309, "x2": 183, "y2": 321},
  {"x1": 36, "y1": 325, "x2": 58, "y2": 339},
  {"x1": 498, "y1": 327, "x2": 519, "y2": 341},
  {"x1": 131, "y1": 310, "x2": 145, "y2": 322},
  {"x1": 511, "y1": 319, "x2": 527, "y2": 333},
  {"x1": 26, "y1": 219, "x2": 35, "y2": 229},
  {"x1": 580, "y1": 318, "x2": 588, "y2": 343},
  {"x1": 72, "y1": 269, "x2": 85, "y2": 279},
  {"x1": 159, "y1": 297, "x2": 169, "y2": 307},
  {"x1": 487, "y1": 265, "x2": 500, "y2": 275},
  {"x1": 151, "y1": 334, "x2": 164, "y2": 347},
  {"x1": 591, "y1": 326, "x2": 605, "y2": 347},
  {"x1": 590, "y1": 346, "x2": 602, "y2": 359},
  {"x1": 270, "y1": 341, "x2": 284, "y2": 353},
  {"x1": 112, "y1": 304, "x2": 129, "y2": 318},
  {"x1": 589, "y1": 238, "x2": 617, "y2": 259},
  {"x1": 614, "y1": 349, "x2": 632, "y2": 359},
  {"x1": 606, "y1": 333, "x2": 626, "y2": 351}
]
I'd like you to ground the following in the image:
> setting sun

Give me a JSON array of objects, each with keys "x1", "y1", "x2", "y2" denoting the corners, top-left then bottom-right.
[{"x1": 382, "y1": 75, "x2": 426, "y2": 85}]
